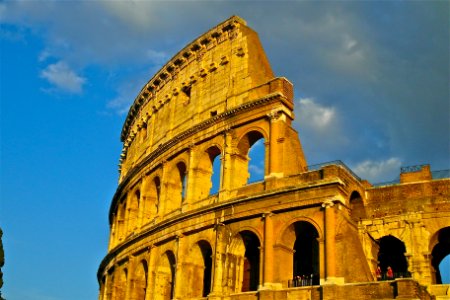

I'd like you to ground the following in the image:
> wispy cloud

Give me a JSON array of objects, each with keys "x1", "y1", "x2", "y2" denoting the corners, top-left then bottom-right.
[
  {"x1": 297, "y1": 97, "x2": 336, "y2": 131},
  {"x1": 40, "y1": 61, "x2": 85, "y2": 93},
  {"x1": 353, "y1": 157, "x2": 402, "y2": 183}
]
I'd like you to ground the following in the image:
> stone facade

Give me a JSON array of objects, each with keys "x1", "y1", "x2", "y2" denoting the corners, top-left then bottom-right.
[{"x1": 97, "y1": 16, "x2": 450, "y2": 300}]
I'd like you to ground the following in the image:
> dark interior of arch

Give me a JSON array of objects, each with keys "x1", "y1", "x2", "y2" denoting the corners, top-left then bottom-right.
[
  {"x1": 198, "y1": 241, "x2": 213, "y2": 297},
  {"x1": 166, "y1": 251, "x2": 176, "y2": 300},
  {"x1": 431, "y1": 227, "x2": 450, "y2": 284},
  {"x1": 240, "y1": 231, "x2": 260, "y2": 292},
  {"x1": 377, "y1": 235, "x2": 408, "y2": 275},
  {"x1": 349, "y1": 191, "x2": 366, "y2": 221},
  {"x1": 177, "y1": 162, "x2": 187, "y2": 200},
  {"x1": 293, "y1": 221, "x2": 320, "y2": 284}
]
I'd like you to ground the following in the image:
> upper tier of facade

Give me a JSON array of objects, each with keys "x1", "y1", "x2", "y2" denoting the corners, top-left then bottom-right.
[{"x1": 118, "y1": 15, "x2": 292, "y2": 181}]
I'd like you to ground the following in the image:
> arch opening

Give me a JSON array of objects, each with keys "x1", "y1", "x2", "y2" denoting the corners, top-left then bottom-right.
[
  {"x1": 236, "y1": 131, "x2": 266, "y2": 186},
  {"x1": 177, "y1": 162, "x2": 187, "y2": 202},
  {"x1": 155, "y1": 251, "x2": 176, "y2": 300},
  {"x1": 349, "y1": 191, "x2": 366, "y2": 222},
  {"x1": 292, "y1": 221, "x2": 319, "y2": 286},
  {"x1": 240, "y1": 230, "x2": 261, "y2": 292},
  {"x1": 132, "y1": 260, "x2": 148, "y2": 300},
  {"x1": 128, "y1": 190, "x2": 140, "y2": 232},
  {"x1": 431, "y1": 227, "x2": 450, "y2": 284},
  {"x1": 199, "y1": 240, "x2": 213, "y2": 297},
  {"x1": 210, "y1": 148, "x2": 222, "y2": 195},
  {"x1": 377, "y1": 235, "x2": 409, "y2": 279},
  {"x1": 115, "y1": 268, "x2": 127, "y2": 300}
]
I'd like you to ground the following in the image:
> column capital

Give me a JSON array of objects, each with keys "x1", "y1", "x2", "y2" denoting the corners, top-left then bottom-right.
[
  {"x1": 321, "y1": 199, "x2": 335, "y2": 208},
  {"x1": 262, "y1": 212, "x2": 274, "y2": 218}
]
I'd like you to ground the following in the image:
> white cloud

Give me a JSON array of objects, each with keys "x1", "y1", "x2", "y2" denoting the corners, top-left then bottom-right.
[
  {"x1": 40, "y1": 61, "x2": 85, "y2": 93},
  {"x1": 249, "y1": 164, "x2": 264, "y2": 175},
  {"x1": 297, "y1": 98, "x2": 336, "y2": 130},
  {"x1": 353, "y1": 157, "x2": 402, "y2": 183}
]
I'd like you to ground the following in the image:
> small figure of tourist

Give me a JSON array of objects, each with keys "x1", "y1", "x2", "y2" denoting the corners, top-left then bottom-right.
[
  {"x1": 387, "y1": 266, "x2": 394, "y2": 280},
  {"x1": 376, "y1": 266, "x2": 382, "y2": 281}
]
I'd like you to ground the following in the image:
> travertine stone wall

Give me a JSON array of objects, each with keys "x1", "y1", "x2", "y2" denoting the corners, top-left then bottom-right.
[{"x1": 98, "y1": 16, "x2": 450, "y2": 300}]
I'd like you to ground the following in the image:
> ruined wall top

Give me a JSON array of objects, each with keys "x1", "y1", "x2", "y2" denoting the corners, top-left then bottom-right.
[{"x1": 118, "y1": 16, "x2": 294, "y2": 179}]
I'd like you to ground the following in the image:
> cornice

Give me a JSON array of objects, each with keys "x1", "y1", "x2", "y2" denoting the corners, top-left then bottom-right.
[
  {"x1": 110, "y1": 91, "x2": 287, "y2": 221},
  {"x1": 98, "y1": 178, "x2": 344, "y2": 280},
  {"x1": 121, "y1": 15, "x2": 246, "y2": 142}
]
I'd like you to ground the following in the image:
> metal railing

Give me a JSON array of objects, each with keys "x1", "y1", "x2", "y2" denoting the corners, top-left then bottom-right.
[{"x1": 288, "y1": 275, "x2": 316, "y2": 287}]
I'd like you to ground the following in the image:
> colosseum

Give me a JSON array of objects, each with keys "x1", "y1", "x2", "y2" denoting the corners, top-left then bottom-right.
[{"x1": 97, "y1": 16, "x2": 450, "y2": 300}]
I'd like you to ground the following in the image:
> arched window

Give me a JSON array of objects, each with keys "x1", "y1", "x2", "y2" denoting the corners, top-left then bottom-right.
[
  {"x1": 293, "y1": 221, "x2": 319, "y2": 286},
  {"x1": 349, "y1": 191, "x2": 366, "y2": 222},
  {"x1": 240, "y1": 231, "x2": 260, "y2": 292},
  {"x1": 132, "y1": 260, "x2": 148, "y2": 300},
  {"x1": 128, "y1": 190, "x2": 140, "y2": 232},
  {"x1": 115, "y1": 268, "x2": 127, "y2": 300},
  {"x1": 431, "y1": 227, "x2": 450, "y2": 284},
  {"x1": 177, "y1": 162, "x2": 187, "y2": 202},
  {"x1": 155, "y1": 251, "x2": 176, "y2": 300},
  {"x1": 117, "y1": 197, "x2": 127, "y2": 241},
  {"x1": 236, "y1": 131, "x2": 265, "y2": 187},
  {"x1": 377, "y1": 235, "x2": 409, "y2": 279},
  {"x1": 209, "y1": 147, "x2": 222, "y2": 195},
  {"x1": 153, "y1": 176, "x2": 161, "y2": 214},
  {"x1": 186, "y1": 240, "x2": 213, "y2": 297},
  {"x1": 165, "y1": 162, "x2": 187, "y2": 214}
]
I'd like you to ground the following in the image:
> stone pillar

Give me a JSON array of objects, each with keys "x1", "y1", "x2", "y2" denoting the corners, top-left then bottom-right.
[
  {"x1": 267, "y1": 111, "x2": 284, "y2": 178},
  {"x1": 174, "y1": 235, "x2": 184, "y2": 299},
  {"x1": 210, "y1": 224, "x2": 225, "y2": 298},
  {"x1": 125, "y1": 259, "x2": 134, "y2": 300},
  {"x1": 263, "y1": 212, "x2": 275, "y2": 289},
  {"x1": 322, "y1": 199, "x2": 337, "y2": 283},
  {"x1": 184, "y1": 144, "x2": 197, "y2": 210},
  {"x1": 220, "y1": 130, "x2": 233, "y2": 198},
  {"x1": 145, "y1": 246, "x2": 155, "y2": 300}
]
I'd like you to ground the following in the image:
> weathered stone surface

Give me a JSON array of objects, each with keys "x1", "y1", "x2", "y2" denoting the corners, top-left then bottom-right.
[{"x1": 97, "y1": 16, "x2": 450, "y2": 300}]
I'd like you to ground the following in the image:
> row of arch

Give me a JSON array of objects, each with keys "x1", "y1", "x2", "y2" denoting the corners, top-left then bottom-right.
[
  {"x1": 375, "y1": 227, "x2": 450, "y2": 284},
  {"x1": 110, "y1": 130, "x2": 267, "y2": 247},
  {"x1": 102, "y1": 220, "x2": 450, "y2": 299},
  {"x1": 102, "y1": 220, "x2": 321, "y2": 300}
]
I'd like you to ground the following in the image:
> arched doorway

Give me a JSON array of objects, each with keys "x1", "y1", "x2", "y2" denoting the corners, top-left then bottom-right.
[
  {"x1": 154, "y1": 251, "x2": 176, "y2": 300},
  {"x1": 431, "y1": 227, "x2": 450, "y2": 284},
  {"x1": 185, "y1": 240, "x2": 213, "y2": 298},
  {"x1": 349, "y1": 191, "x2": 366, "y2": 222},
  {"x1": 293, "y1": 221, "x2": 319, "y2": 286},
  {"x1": 199, "y1": 241, "x2": 213, "y2": 297},
  {"x1": 377, "y1": 235, "x2": 409, "y2": 279},
  {"x1": 235, "y1": 131, "x2": 266, "y2": 187},
  {"x1": 132, "y1": 260, "x2": 148, "y2": 300},
  {"x1": 115, "y1": 268, "x2": 127, "y2": 300},
  {"x1": 240, "y1": 231, "x2": 260, "y2": 292}
]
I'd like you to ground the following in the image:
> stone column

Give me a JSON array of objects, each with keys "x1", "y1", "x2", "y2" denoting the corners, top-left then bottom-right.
[
  {"x1": 263, "y1": 212, "x2": 275, "y2": 288},
  {"x1": 267, "y1": 111, "x2": 284, "y2": 178},
  {"x1": 210, "y1": 224, "x2": 225, "y2": 298},
  {"x1": 145, "y1": 246, "x2": 156, "y2": 300},
  {"x1": 220, "y1": 130, "x2": 233, "y2": 198},
  {"x1": 174, "y1": 235, "x2": 184, "y2": 299},
  {"x1": 125, "y1": 259, "x2": 134, "y2": 300},
  {"x1": 322, "y1": 199, "x2": 336, "y2": 283}
]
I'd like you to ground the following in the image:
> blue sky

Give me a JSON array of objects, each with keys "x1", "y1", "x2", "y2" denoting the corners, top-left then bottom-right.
[{"x1": 1, "y1": 1, "x2": 449, "y2": 299}]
